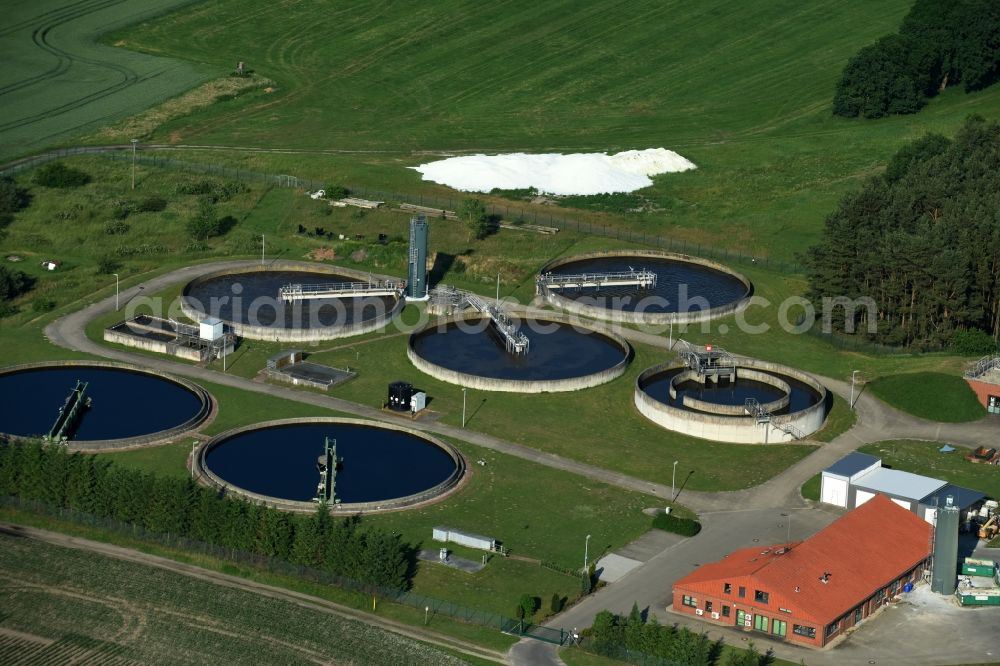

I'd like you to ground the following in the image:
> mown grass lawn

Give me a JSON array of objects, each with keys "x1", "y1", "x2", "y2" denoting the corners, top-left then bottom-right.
[{"x1": 868, "y1": 372, "x2": 985, "y2": 423}]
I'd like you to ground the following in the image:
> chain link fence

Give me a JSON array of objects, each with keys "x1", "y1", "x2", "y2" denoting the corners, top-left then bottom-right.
[{"x1": 1, "y1": 146, "x2": 804, "y2": 274}]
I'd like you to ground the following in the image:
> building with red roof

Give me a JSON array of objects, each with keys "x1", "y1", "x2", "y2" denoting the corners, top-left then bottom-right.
[{"x1": 671, "y1": 495, "x2": 932, "y2": 648}]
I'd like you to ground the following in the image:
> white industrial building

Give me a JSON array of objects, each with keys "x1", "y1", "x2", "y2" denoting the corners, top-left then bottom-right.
[{"x1": 820, "y1": 452, "x2": 985, "y2": 523}]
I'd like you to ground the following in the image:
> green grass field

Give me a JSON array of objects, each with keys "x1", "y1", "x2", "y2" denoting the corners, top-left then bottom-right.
[
  {"x1": 0, "y1": 0, "x2": 215, "y2": 160},
  {"x1": 867, "y1": 372, "x2": 986, "y2": 423},
  {"x1": 0, "y1": 532, "x2": 474, "y2": 665},
  {"x1": 98, "y1": 0, "x2": 1000, "y2": 262}
]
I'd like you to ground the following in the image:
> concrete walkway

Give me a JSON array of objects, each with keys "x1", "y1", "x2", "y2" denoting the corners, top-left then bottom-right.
[{"x1": 40, "y1": 262, "x2": 999, "y2": 665}]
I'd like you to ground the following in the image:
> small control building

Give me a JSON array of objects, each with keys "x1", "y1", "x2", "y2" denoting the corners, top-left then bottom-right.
[{"x1": 819, "y1": 452, "x2": 984, "y2": 523}]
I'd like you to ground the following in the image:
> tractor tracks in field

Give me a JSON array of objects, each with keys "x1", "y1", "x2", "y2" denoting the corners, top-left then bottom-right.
[{"x1": 0, "y1": 0, "x2": 143, "y2": 133}]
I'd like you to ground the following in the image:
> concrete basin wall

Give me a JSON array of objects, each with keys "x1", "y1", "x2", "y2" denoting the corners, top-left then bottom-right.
[
  {"x1": 181, "y1": 260, "x2": 403, "y2": 342},
  {"x1": 635, "y1": 359, "x2": 827, "y2": 444},
  {"x1": 193, "y1": 417, "x2": 467, "y2": 514},
  {"x1": 0, "y1": 360, "x2": 215, "y2": 450},
  {"x1": 407, "y1": 313, "x2": 632, "y2": 393},
  {"x1": 536, "y1": 250, "x2": 752, "y2": 325}
]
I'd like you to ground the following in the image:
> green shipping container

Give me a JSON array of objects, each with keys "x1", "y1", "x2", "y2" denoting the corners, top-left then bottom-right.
[
  {"x1": 959, "y1": 592, "x2": 1000, "y2": 606},
  {"x1": 962, "y1": 563, "x2": 997, "y2": 576}
]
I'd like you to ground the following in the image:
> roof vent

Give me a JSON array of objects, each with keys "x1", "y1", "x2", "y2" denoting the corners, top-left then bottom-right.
[
  {"x1": 794, "y1": 586, "x2": 800, "y2": 592},
  {"x1": 820, "y1": 572, "x2": 831, "y2": 584}
]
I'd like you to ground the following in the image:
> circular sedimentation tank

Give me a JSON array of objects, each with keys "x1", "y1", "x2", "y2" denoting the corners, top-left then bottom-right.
[
  {"x1": 536, "y1": 250, "x2": 752, "y2": 324},
  {"x1": 182, "y1": 261, "x2": 403, "y2": 342},
  {"x1": 195, "y1": 418, "x2": 465, "y2": 513},
  {"x1": 634, "y1": 358, "x2": 827, "y2": 443},
  {"x1": 407, "y1": 313, "x2": 632, "y2": 392},
  {"x1": 0, "y1": 361, "x2": 213, "y2": 448}
]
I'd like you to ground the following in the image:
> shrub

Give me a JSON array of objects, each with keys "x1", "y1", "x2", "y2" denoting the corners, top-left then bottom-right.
[
  {"x1": 518, "y1": 594, "x2": 537, "y2": 620},
  {"x1": 104, "y1": 220, "x2": 130, "y2": 236},
  {"x1": 32, "y1": 297, "x2": 55, "y2": 313},
  {"x1": 97, "y1": 256, "x2": 119, "y2": 274},
  {"x1": 651, "y1": 513, "x2": 701, "y2": 536},
  {"x1": 33, "y1": 162, "x2": 91, "y2": 188},
  {"x1": 325, "y1": 185, "x2": 350, "y2": 200},
  {"x1": 550, "y1": 593, "x2": 563, "y2": 614},
  {"x1": 0, "y1": 176, "x2": 30, "y2": 214},
  {"x1": 176, "y1": 180, "x2": 214, "y2": 196},
  {"x1": 0, "y1": 265, "x2": 33, "y2": 301},
  {"x1": 137, "y1": 196, "x2": 167, "y2": 212},
  {"x1": 952, "y1": 329, "x2": 997, "y2": 356}
]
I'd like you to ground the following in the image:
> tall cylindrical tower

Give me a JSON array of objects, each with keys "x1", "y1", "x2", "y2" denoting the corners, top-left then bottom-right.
[
  {"x1": 407, "y1": 215, "x2": 429, "y2": 299},
  {"x1": 931, "y1": 496, "x2": 959, "y2": 594}
]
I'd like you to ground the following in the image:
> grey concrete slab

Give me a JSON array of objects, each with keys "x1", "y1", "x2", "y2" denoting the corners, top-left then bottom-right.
[{"x1": 595, "y1": 554, "x2": 642, "y2": 583}]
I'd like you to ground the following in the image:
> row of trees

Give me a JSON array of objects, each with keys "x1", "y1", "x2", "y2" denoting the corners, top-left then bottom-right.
[
  {"x1": 0, "y1": 441, "x2": 410, "y2": 589},
  {"x1": 806, "y1": 116, "x2": 1000, "y2": 350},
  {"x1": 834, "y1": 0, "x2": 1000, "y2": 118},
  {"x1": 588, "y1": 605, "x2": 772, "y2": 666}
]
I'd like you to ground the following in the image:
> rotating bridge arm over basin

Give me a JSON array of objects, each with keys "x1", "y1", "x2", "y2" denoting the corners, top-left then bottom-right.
[
  {"x1": 45, "y1": 380, "x2": 91, "y2": 443},
  {"x1": 537, "y1": 268, "x2": 657, "y2": 292},
  {"x1": 429, "y1": 285, "x2": 529, "y2": 355},
  {"x1": 279, "y1": 279, "x2": 405, "y2": 302}
]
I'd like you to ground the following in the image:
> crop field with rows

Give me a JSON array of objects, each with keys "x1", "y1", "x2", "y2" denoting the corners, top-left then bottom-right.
[
  {"x1": 0, "y1": 0, "x2": 212, "y2": 160},
  {"x1": 0, "y1": 533, "x2": 472, "y2": 665}
]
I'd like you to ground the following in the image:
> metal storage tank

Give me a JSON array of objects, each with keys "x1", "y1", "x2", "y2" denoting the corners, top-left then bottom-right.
[
  {"x1": 931, "y1": 496, "x2": 960, "y2": 594},
  {"x1": 406, "y1": 215, "x2": 429, "y2": 298}
]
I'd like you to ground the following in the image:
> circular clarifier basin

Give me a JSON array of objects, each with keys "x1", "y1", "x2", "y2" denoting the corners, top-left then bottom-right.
[
  {"x1": 0, "y1": 362, "x2": 212, "y2": 447},
  {"x1": 640, "y1": 367, "x2": 821, "y2": 415},
  {"x1": 197, "y1": 419, "x2": 464, "y2": 512},
  {"x1": 407, "y1": 315, "x2": 631, "y2": 392},
  {"x1": 537, "y1": 250, "x2": 751, "y2": 324},
  {"x1": 182, "y1": 263, "x2": 402, "y2": 341},
  {"x1": 634, "y1": 360, "x2": 828, "y2": 443}
]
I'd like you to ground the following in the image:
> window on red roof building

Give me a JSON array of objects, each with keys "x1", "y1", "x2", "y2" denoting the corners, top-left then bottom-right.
[
  {"x1": 754, "y1": 590, "x2": 769, "y2": 604},
  {"x1": 724, "y1": 582, "x2": 732, "y2": 594},
  {"x1": 738, "y1": 586, "x2": 746, "y2": 598},
  {"x1": 705, "y1": 601, "x2": 713, "y2": 612},
  {"x1": 722, "y1": 605, "x2": 730, "y2": 617},
  {"x1": 793, "y1": 624, "x2": 815, "y2": 639}
]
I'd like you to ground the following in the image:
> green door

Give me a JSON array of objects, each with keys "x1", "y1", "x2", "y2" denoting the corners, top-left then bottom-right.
[
  {"x1": 736, "y1": 609, "x2": 747, "y2": 627},
  {"x1": 754, "y1": 614, "x2": 768, "y2": 633},
  {"x1": 771, "y1": 619, "x2": 787, "y2": 637}
]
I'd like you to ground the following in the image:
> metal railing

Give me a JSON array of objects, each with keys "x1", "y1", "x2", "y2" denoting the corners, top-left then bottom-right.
[
  {"x1": 537, "y1": 268, "x2": 657, "y2": 291},
  {"x1": 278, "y1": 280, "x2": 404, "y2": 302},
  {"x1": 464, "y1": 292, "x2": 530, "y2": 355}
]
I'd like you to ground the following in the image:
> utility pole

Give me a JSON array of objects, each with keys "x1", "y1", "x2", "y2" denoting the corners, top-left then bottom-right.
[
  {"x1": 130, "y1": 139, "x2": 138, "y2": 190},
  {"x1": 850, "y1": 370, "x2": 860, "y2": 410},
  {"x1": 672, "y1": 460, "x2": 678, "y2": 502},
  {"x1": 261, "y1": 234, "x2": 265, "y2": 265},
  {"x1": 462, "y1": 388, "x2": 467, "y2": 428},
  {"x1": 584, "y1": 534, "x2": 591, "y2": 571},
  {"x1": 112, "y1": 273, "x2": 119, "y2": 311}
]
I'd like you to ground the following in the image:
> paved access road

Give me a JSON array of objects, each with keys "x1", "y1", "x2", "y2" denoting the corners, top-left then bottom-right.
[{"x1": 43, "y1": 261, "x2": 999, "y2": 666}]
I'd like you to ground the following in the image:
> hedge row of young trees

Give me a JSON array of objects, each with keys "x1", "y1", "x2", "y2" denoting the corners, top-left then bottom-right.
[
  {"x1": 588, "y1": 605, "x2": 772, "y2": 666},
  {"x1": 833, "y1": 0, "x2": 1000, "y2": 118},
  {"x1": 0, "y1": 441, "x2": 411, "y2": 589},
  {"x1": 806, "y1": 116, "x2": 1000, "y2": 350}
]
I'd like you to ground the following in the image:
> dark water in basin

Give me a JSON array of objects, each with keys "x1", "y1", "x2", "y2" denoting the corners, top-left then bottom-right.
[
  {"x1": 204, "y1": 422, "x2": 457, "y2": 503},
  {"x1": 0, "y1": 366, "x2": 203, "y2": 440},
  {"x1": 640, "y1": 367, "x2": 821, "y2": 415},
  {"x1": 411, "y1": 318, "x2": 627, "y2": 381},
  {"x1": 544, "y1": 257, "x2": 747, "y2": 313},
  {"x1": 185, "y1": 270, "x2": 396, "y2": 329}
]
